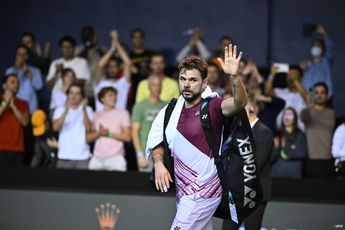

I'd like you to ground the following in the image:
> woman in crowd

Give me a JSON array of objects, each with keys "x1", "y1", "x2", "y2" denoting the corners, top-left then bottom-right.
[{"x1": 272, "y1": 107, "x2": 308, "y2": 178}]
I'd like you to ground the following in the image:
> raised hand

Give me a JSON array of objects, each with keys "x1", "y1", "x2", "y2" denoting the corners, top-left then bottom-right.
[
  {"x1": 98, "y1": 124, "x2": 109, "y2": 137},
  {"x1": 217, "y1": 44, "x2": 242, "y2": 76},
  {"x1": 44, "y1": 42, "x2": 51, "y2": 58},
  {"x1": 110, "y1": 30, "x2": 119, "y2": 42}
]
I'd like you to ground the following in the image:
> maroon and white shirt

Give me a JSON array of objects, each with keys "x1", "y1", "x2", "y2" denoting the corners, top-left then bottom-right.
[{"x1": 173, "y1": 98, "x2": 224, "y2": 202}]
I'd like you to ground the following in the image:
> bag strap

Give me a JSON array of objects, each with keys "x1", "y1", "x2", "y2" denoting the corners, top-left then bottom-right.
[
  {"x1": 163, "y1": 98, "x2": 178, "y2": 154},
  {"x1": 200, "y1": 98, "x2": 229, "y2": 196}
]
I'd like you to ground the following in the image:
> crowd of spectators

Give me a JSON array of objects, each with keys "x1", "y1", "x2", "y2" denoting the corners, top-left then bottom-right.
[{"x1": 0, "y1": 24, "x2": 344, "y2": 179}]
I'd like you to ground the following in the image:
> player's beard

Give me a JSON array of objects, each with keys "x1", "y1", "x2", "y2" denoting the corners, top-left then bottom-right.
[{"x1": 182, "y1": 90, "x2": 201, "y2": 104}]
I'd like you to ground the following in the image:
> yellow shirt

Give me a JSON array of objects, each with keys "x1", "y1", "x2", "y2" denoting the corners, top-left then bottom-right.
[{"x1": 135, "y1": 77, "x2": 180, "y2": 103}]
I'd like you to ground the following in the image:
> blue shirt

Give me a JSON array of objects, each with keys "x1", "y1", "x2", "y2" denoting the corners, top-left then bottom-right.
[
  {"x1": 302, "y1": 36, "x2": 333, "y2": 96},
  {"x1": 5, "y1": 65, "x2": 43, "y2": 113}
]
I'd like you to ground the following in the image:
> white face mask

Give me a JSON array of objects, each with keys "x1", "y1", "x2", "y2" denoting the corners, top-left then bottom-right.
[{"x1": 311, "y1": 46, "x2": 322, "y2": 57}]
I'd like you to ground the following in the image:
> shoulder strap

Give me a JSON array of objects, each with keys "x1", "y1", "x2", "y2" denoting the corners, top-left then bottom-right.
[
  {"x1": 200, "y1": 98, "x2": 229, "y2": 194},
  {"x1": 163, "y1": 98, "x2": 178, "y2": 148}
]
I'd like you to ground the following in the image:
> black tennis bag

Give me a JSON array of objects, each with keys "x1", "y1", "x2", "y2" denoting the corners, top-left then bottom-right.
[{"x1": 200, "y1": 98, "x2": 263, "y2": 224}]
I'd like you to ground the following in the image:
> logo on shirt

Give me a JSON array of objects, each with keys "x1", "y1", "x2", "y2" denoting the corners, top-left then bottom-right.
[
  {"x1": 95, "y1": 202, "x2": 121, "y2": 230},
  {"x1": 195, "y1": 111, "x2": 200, "y2": 116}
]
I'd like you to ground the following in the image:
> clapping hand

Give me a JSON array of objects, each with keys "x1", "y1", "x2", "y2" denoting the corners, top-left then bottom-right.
[
  {"x1": 98, "y1": 124, "x2": 109, "y2": 137},
  {"x1": 217, "y1": 44, "x2": 243, "y2": 76}
]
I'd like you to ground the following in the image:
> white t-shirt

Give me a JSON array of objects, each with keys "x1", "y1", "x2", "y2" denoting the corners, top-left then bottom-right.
[
  {"x1": 53, "y1": 105, "x2": 94, "y2": 160},
  {"x1": 274, "y1": 88, "x2": 306, "y2": 131},
  {"x1": 94, "y1": 77, "x2": 131, "y2": 111},
  {"x1": 46, "y1": 57, "x2": 91, "y2": 93},
  {"x1": 51, "y1": 91, "x2": 67, "y2": 109}
]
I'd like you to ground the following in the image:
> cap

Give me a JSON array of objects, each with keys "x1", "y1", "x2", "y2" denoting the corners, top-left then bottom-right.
[{"x1": 31, "y1": 109, "x2": 47, "y2": 136}]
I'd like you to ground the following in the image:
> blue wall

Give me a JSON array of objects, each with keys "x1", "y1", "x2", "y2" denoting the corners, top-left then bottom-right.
[{"x1": 1, "y1": 0, "x2": 344, "y2": 115}]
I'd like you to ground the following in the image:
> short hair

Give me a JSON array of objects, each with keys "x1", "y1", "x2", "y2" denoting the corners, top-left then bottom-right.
[
  {"x1": 20, "y1": 32, "x2": 36, "y2": 43},
  {"x1": 313, "y1": 81, "x2": 329, "y2": 95},
  {"x1": 81, "y1": 26, "x2": 95, "y2": 42},
  {"x1": 59, "y1": 35, "x2": 76, "y2": 48},
  {"x1": 178, "y1": 56, "x2": 208, "y2": 80},
  {"x1": 15, "y1": 44, "x2": 30, "y2": 55},
  {"x1": 219, "y1": 35, "x2": 234, "y2": 44},
  {"x1": 97, "y1": 87, "x2": 118, "y2": 103},
  {"x1": 2, "y1": 73, "x2": 18, "y2": 85},
  {"x1": 61, "y1": 68, "x2": 76, "y2": 78},
  {"x1": 289, "y1": 65, "x2": 303, "y2": 77},
  {"x1": 66, "y1": 83, "x2": 84, "y2": 97},
  {"x1": 207, "y1": 62, "x2": 221, "y2": 72},
  {"x1": 130, "y1": 28, "x2": 145, "y2": 39},
  {"x1": 150, "y1": 52, "x2": 165, "y2": 63}
]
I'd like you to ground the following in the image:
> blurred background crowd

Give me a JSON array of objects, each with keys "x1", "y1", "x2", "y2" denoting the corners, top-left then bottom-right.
[
  {"x1": 1, "y1": 24, "x2": 344, "y2": 179},
  {"x1": 0, "y1": 0, "x2": 344, "y2": 180}
]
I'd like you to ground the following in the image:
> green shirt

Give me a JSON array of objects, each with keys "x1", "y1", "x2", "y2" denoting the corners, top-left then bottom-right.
[{"x1": 132, "y1": 99, "x2": 167, "y2": 151}]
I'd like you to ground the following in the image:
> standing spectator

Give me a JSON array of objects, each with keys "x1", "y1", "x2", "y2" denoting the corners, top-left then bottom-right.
[
  {"x1": 300, "y1": 25, "x2": 333, "y2": 100},
  {"x1": 222, "y1": 96, "x2": 273, "y2": 230},
  {"x1": 271, "y1": 108, "x2": 308, "y2": 178},
  {"x1": 135, "y1": 52, "x2": 179, "y2": 103},
  {"x1": 301, "y1": 82, "x2": 335, "y2": 178},
  {"x1": 176, "y1": 28, "x2": 211, "y2": 63},
  {"x1": 237, "y1": 59, "x2": 286, "y2": 133},
  {"x1": 6, "y1": 45, "x2": 43, "y2": 113},
  {"x1": 207, "y1": 62, "x2": 226, "y2": 97},
  {"x1": 21, "y1": 32, "x2": 51, "y2": 113},
  {"x1": 20, "y1": 32, "x2": 51, "y2": 75},
  {"x1": 265, "y1": 65, "x2": 308, "y2": 131},
  {"x1": 75, "y1": 26, "x2": 107, "y2": 99},
  {"x1": 0, "y1": 74, "x2": 29, "y2": 166},
  {"x1": 210, "y1": 35, "x2": 234, "y2": 66},
  {"x1": 87, "y1": 87, "x2": 131, "y2": 171},
  {"x1": 332, "y1": 115, "x2": 345, "y2": 178},
  {"x1": 46, "y1": 35, "x2": 91, "y2": 93},
  {"x1": 53, "y1": 83, "x2": 93, "y2": 169},
  {"x1": 128, "y1": 28, "x2": 154, "y2": 109},
  {"x1": 50, "y1": 68, "x2": 77, "y2": 111},
  {"x1": 94, "y1": 30, "x2": 131, "y2": 111},
  {"x1": 132, "y1": 75, "x2": 166, "y2": 172}
]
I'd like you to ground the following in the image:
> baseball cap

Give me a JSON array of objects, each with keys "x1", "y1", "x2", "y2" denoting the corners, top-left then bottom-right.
[{"x1": 31, "y1": 109, "x2": 46, "y2": 136}]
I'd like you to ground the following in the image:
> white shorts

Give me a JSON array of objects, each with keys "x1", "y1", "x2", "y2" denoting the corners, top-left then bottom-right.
[
  {"x1": 88, "y1": 154, "x2": 127, "y2": 171},
  {"x1": 170, "y1": 193, "x2": 221, "y2": 230}
]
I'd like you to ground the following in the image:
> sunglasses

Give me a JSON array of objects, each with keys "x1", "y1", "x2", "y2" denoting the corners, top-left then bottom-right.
[{"x1": 283, "y1": 113, "x2": 295, "y2": 119}]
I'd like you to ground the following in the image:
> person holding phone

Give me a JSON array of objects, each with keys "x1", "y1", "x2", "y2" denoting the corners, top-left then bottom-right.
[
  {"x1": 300, "y1": 24, "x2": 333, "y2": 103},
  {"x1": 265, "y1": 65, "x2": 308, "y2": 131}
]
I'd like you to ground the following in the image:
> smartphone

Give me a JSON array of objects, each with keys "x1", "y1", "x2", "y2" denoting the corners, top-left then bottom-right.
[
  {"x1": 273, "y1": 63, "x2": 289, "y2": 73},
  {"x1": 303, "y1": 24, "x2": 317, "y2": 37}
]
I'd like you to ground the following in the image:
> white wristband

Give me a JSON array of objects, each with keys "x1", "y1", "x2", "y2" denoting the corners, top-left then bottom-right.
[{"x1": 136, "y1": 151, "x2": 144, "y2": 157}]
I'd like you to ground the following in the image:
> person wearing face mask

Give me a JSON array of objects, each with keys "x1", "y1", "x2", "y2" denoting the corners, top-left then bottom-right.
[{"x1": 300, "y1": 24, "x2": 333, "y2": 104}]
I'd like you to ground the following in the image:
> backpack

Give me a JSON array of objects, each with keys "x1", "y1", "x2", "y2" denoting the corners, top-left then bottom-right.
[
  {"x1": 151, "y1": 97, "x2": 263, "y2": 224},
  {"x1": 200, "y1": 97, "x2": 263, "y2": 224},
  {"x1": 149, "y1": 98, "x2": 177, "y2": 187}
]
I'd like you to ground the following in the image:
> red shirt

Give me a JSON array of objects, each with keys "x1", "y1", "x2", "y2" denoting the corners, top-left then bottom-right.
[{"x1": 0, "y1": 96, "x2": 29, "y2": 152}]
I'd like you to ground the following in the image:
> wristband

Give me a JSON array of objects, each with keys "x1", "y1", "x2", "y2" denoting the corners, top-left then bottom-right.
[
  {"x1": 1, "y1": 101, "x2": 7, "y2": 108},
  {"x1": 136, "y1": 151, "x2": 144, "y2": 158},
  {"x1": 107, "y1": 130, "x2": 113, "y2": 138},
  {"x1": 227, "y1": 73, "x2": 237, "y2": 78},
  {"x1": 62, "y1": 110, "x2": 68, "y2": 117}
]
